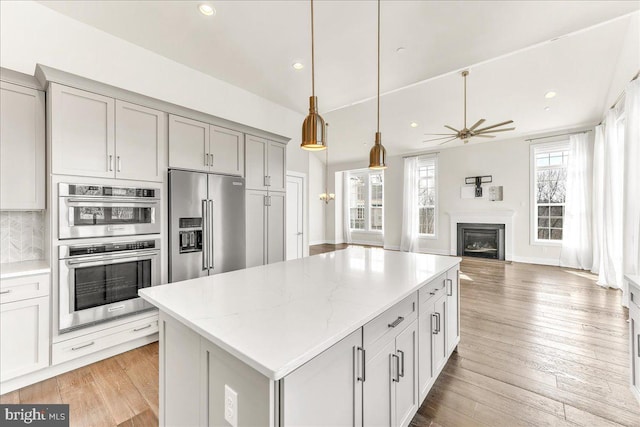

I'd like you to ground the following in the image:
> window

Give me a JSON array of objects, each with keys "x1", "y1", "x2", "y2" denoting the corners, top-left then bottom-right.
[
  {"x1": 348, "y1": 170, "x2": 384, "y2": 232},
  {"x1": 417, "y1": 156, "x2": 437, "y2": 236},
  {"x1": 532, "y1": 142, "x2": 569, "y2": 242}
]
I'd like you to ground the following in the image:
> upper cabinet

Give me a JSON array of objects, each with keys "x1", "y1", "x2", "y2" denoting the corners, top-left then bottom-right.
[
  {"x1": 50, "y1": 84, "x2": 165, "y2": 182},
  {"x1": 168, "y1": 114, "x2": 244, "y2": 176},
  {"x1": 245, "y1": 135, "x2": 286, "y2": 192},
  {"x1": 0, "y1": 81, "x2": 45, "y2": 210},
  {"x1": 115, "y1": 100, "x2": 167, "y2": 182}
]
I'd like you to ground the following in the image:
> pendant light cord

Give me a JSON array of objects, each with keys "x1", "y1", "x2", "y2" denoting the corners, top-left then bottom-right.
[
  {"x1": 311, "y1": 0, "x2": 315, "y2": 98},
  {"x1": 463, "y1": 72, "x2": 467, "y2": 129},
  {"x1": 377, "y1": 0, "x2": 380, "y2": 134}
]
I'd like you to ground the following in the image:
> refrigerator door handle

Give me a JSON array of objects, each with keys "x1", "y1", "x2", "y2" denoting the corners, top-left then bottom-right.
[
  {"x1": 208, "y1": 199, "x2": 214, "y2": 269},
  {"x1": 202, "y1": 200, "x2": 208, "y2": 271}
]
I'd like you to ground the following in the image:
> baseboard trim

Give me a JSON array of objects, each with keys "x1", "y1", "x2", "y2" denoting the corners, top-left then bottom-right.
[
  {"x1": 511, "y1": 256, "x2": 560, "y2": 266},
  {"x1": 309, "y1": 240, "x2": 328, "y2": 246}
]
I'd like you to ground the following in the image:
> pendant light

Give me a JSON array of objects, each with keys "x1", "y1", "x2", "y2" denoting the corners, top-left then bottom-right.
[
  {"x1": 319, "y1": 123, "x2": 335, "y2": 203},
  {"x1": 369, "y1": 0, "x2": 387, "y2": 169},
  {"x1": 301, "y1": 0, "x2": 326, "y2": 151}
]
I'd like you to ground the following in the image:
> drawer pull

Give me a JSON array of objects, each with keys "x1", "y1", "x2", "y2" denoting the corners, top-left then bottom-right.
[
  {"x1": 446, "y1": 278, "x2": 453, "y2": 296},
  {"x1": 397, "y1": 349, "x2": 405, "y2": 378},
  {"x1": 391, "y1": 354, "x2": 400, "y2": 382},
  {"x1": 356, "y1": 347, "x2": 366, "y2": 382},
  {"x1": 71, "y1": 341, "x2": 95, "y2": 351},
  {"x1": 388, "y1": 316, "x2": 404, "y2": 328},
  {"x1": 133, "y1": 324, "x2": 152, "y2": 332},
  {"x1": 436, "y1": 312, "x2": 441, "y2": 333},
  {"x1": 0, "y1": 290, "x2": 11, "y2": 294},
  {"x1": 432, "y1": 313, "x2": 438, "y2": 334}
]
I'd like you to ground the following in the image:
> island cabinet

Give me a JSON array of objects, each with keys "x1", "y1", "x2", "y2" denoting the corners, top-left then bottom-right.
[
  {"x1": 628, "y1": 276, "x2": 640, "y2": 403},
  {"x1": 50, "y1": 83, "x2": 166, "y2": 182},
  {"x1": 168, "y1": 114, "x2": 244, "y2": 176}
]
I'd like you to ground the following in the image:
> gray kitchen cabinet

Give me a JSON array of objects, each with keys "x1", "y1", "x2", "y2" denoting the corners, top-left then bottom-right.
[
  {"x1": 394, "y1": 321, "x2": 418, "y2": 427},
  {"x1": 169, "y1": 116, "x2": 244, "y2": 177},
  {"x1": 446, "y1": 267, "x2": 460, "y2": 353},
  {"x1": 210, "y1": 125, "x2": 244, "y2": 176},
  {"x1": 168, "y1": 114, "x2": 210, "y2": 172},
  {"x1": 283, "y1": 329, "x2": 363, "y2": 427},
  {"x1": 245, "y1": 134, "x2": 286, "y2": 192},
  {"x1": 431, "y1": 294, "x2": 447, "y2": 375},
  {"x1": 0, "y1": 81, "x2": 45, "y2": 210},
  {"x1": 50, "y1": 83, "x2": 115, "y2": 178},
  {"x1": 363, "y1": 338, "x2": 395, "y2": 427},
  {"x1": 245, "y1": 190, "x2": 267, "y2": 268},
  {"x1": 115, "y1": 100, "x2": 166, "y2": 182},
  {"x1": 245, "y1": 190, "x2": 285, "y2": 267}
]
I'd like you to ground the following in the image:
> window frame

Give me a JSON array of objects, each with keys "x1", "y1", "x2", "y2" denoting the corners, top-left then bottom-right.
[
  {"x1": 530, "y1": 140, "x2": 570, "y2": 246},
  {"x1": 417, "y1": 155, "x2": 438, "y2": 239},
  {"x1": 347, "y1": 169, "x2": 384, "y2": 233}
]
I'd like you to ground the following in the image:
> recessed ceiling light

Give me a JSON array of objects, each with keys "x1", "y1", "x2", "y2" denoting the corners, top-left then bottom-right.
[
  {"x1": 544, "y1": 106, "x2": 551, "y2": 111},
  {"x1": 292, "y1": 62, "x2": 304, "y2": 70},
  {"x1": 410, "y1": 122, "x2": 418, "y2": 128},
  {"x1": 396, "y1": 47, "x2": 406, "y2": 54},
  {"x1": 545, "y1": 91, "x2": 556, "y2": 99},
  {"x1": 198, "y1": 4, "x2": 216, "y2": 16}
]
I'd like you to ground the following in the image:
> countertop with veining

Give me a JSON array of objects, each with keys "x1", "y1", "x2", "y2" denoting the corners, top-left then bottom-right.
[
  {"x1": 0, "y1": 259, "x2": 50, "y2": 280},
  {"x1": 140, "y1": 247, "x2": 460, "y2": 380}
]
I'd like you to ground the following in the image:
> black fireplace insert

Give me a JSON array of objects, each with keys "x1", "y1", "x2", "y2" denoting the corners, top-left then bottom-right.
[{"x1": 457, "y1": 223, "x2": 505, "y2": 260}]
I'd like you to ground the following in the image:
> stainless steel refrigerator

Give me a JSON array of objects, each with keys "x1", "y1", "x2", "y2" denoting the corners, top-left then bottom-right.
[{"x1": 169, "y1": 169, "x2": 246, "y2": 282}]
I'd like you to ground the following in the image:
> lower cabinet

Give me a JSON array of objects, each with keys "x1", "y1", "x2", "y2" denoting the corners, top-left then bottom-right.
[
  {"x1": 628, "y1": 278, "x2": 640, "y2": 403},
  {"x1": 0, "y1": 296, "x2": 49, "y2": 382},
  {"x1": 418, "y1": 292, "x2": 446, "y2": 402},
  {"x1": 445, "y1": 267, "x2": 460, "y2": 353}
]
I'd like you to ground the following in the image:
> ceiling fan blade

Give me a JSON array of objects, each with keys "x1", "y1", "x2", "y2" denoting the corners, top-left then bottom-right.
[
  {"x1": 469, "y1": 119, "x2": 485, "y2": 131},
  {"x1": 474, "y1": 120, "x2": 514, "y2": 133},
  {"x1": 437, "y1": 137, "x2": 459, "y2": 145},
  {"x1": 423, "y1": 133, "x2": 457, "y2": 136},
  {"x1": 422, "y1": 135, "x2": 458, "y2": 142},
  {"x1": 474, "y1": 134, "x2": 495, "y2": 138},
  {"x1": 444, "y1": 125, "x2": 460, "y2": 133},
  {"x1": 476, "y1": 127, "x2": 516, "y2": 134}
]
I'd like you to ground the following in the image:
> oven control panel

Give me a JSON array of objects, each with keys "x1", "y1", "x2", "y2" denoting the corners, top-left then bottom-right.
[{"x1": 67, "y1": 239, "x2": 157, "y2": 256}]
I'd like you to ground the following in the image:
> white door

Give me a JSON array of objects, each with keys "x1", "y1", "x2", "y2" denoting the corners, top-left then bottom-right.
[{"x1": 286, "y1": 175, "x2": 304, "y2": 260}]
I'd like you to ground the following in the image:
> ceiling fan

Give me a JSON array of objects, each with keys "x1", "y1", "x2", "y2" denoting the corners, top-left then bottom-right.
[{"x1": 423, "y1": 70, "x2": 515, "y2": 145}]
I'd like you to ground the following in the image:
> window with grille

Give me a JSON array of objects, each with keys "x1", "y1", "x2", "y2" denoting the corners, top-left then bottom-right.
[
  {"x1": 348, "y1": 170, "x2": 384, "y2": 232},
  {"x1": 531, "y1": 142, "x2": 569, "y2": 242},
  {"x1": 417, "y1": 156, "x2": 437, "y2": 236}
]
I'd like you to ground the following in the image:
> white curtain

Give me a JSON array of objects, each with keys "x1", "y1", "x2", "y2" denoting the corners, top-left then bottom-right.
[
  {"x1": 623, "y1": 79, "x2": 640, "y2": 279},
  {"x1": 593, "y1": 109, "x2": 625, "y2": 298},
  {"x1": 591, "y1": 126, "x2": 605, "y2": 275},
  {"x1": 343, "y1": 172, "x2": 352, "y2": 244},
  {"x1": 560, "y1": 133, "x2": 593, "y2": 269},
  {"x1": 400, "y1": 157, "x2": 419, "y2": 252}
]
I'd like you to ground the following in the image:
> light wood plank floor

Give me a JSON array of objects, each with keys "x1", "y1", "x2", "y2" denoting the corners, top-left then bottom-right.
[{"x1": 2, "y1": 254, "x2": 638, "y2": 426}]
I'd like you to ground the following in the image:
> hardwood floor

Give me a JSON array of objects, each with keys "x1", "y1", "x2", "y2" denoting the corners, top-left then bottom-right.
[{"x1": 2, "y1": 251, "x2": 638, "y2": 426}]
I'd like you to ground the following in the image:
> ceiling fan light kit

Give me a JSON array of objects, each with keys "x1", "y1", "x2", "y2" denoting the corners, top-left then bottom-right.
[
  {"x1": 423, "y1": 70, "x2": 515, "y2": 146},
  {"x1": 301, "y1": 0, "x2": 327, "y2": 151},
  {"x1": 369, "y1": 0, "x2": 387, "y2": 169}
]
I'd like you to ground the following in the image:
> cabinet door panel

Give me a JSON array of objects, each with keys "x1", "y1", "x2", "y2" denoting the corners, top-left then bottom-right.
[
  {"x1": 267, "y1": 141, "x2": 286, "y2": 192},
  {"x1": 0, "y1": 82, "x2": 45, "y2": 209},
  {"x1": 245, "y1": 135, "x2": 267, "y2": 190},
  {"x1": 446, "y1": 267, "x2": 460, "y2": 353},
  {"x1": 115, "y1": 100, "x2": 166, "y2": 182},
  {"x1": 51, "y1": 84, "x2": 115, "y2": 178},
  {"x1": 418, "y1": 305, "x2": 434, "y2": 402},
  {"x1": 210, "y1": 125, "x2": 244, "y2": 176},
  {"x1": 267, "y1": 192, "x2": 286, "y2": 264},
  {"x1": 363, "y1": 340, "x2": 394, "y2": 427},
  {"x1": 168, "y1": 114, "x2": 208, "y2": 172},
  {"x1": 245, "y1": 190, "x2": 267, "y2": 267},
  {"x1": 432, "y1": 295, "x2": 447, "y2": 374},
  {"x1": 283, "y1": 329, "x2": 362, "y2": 427},
  {"x1": 395, "y1": 321, "x2": 418, "y2": 427},
  {"x1": 0, "y1": 296, "x2": 49, "y2": 381}
]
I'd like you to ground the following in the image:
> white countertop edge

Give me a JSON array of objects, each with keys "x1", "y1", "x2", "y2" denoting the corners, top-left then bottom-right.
[
  {"x1": 626, "y1": 274, "x2": 640, "y2": 287},
  {"x1": 141, "y1": 256, "x2": 461, "y2": 380},
  {"x1": 0, "y1": 260, "x2": 51, "y2": 280}
]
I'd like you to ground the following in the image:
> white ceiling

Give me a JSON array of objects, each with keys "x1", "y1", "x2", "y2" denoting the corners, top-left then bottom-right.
[{"x1": 39, "y1": 1, "x2": 639, "y2": 164}]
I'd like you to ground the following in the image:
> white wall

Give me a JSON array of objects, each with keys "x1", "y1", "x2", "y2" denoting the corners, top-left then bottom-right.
[
  {"x1": 308, "y1": 153, "x2": 326, "y2": 245},
  {"x1": 327, "y1": 129, "x2": 594, "y2": 265},
  {"x1": 603, "y1": 11, "x2": 640, "y2": 111}
]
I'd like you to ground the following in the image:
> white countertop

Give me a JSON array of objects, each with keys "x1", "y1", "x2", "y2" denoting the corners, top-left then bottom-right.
[
  {"x1": 140, "y1": 247, "x2": 460, "y2": 380},
  {"x1": 0, "y1": 259, "x2": 50, "y2": 280},
  {"x1": 626, "y1": 274, "x2": 640, "y2": 287}
]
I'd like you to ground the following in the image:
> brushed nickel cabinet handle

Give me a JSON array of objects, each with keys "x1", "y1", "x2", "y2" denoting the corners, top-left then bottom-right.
[
  {"x1": 109, "y1": 155, "x2": 113, "y2": 171},
  {"x1": 436, "y1": 312, "x2": 441, "y2": 333},
  {"x1": 638, "y1": 334, "x2": 640, "y2": 358},
  {"x1": 205, "y1": 152, "x2": 209, "y2": 166},
  {"x1": 356, "y1": 347, "x2": 366, "y2": 382},
  {"x1": 72, "y1": 341, "x2": 95, "y2": 351},
  {"x1": 432, "y1": 313, "x2": 438, "y2": 334},
  {"x1": 0, "y1": 290, "x2": 11, "y2": 294},
  {"x1": 388, "y1": 316, "x2": 404, "y2": 328},
  {"x1": 391, "y1": 354, "x2": 400, "y2": 382},
  {"x1": 133, "y1": 324, "x2": 152, "y2": 332},
  {"x1": 398, "y1": 350, "x2": 405, "y2": 378},
  {"x1": 117, "y1": 156, "x2": 122, "y2": 172},
  {"x1": 447, "y1": 279, "x2": 453, "y2": 296}
]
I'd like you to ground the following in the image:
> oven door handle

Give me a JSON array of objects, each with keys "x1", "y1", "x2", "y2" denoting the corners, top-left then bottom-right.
[
  {"x1": 65, "y1": 251, "x2": 160, "y2": 266},
  {"x1": 66, "y1": 199, "x2": 159, "y2": 207},
  {"x1": 66, "y1": 197, "x2": 159, "y2": 203}
]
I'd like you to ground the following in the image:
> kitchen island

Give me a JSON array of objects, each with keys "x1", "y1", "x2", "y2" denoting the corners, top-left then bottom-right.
[{"x1": 140, "y1": 247, "x2": 461, "y2": 427}]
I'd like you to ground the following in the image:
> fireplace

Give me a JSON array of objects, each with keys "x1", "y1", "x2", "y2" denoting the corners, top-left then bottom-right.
[{"x1": 457, "y1": 223, "x2": 505, "y2": 260}]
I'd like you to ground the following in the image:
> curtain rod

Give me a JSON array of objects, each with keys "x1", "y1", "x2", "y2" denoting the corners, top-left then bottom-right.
[
  {"x1": 402, "y1": 151, "x2": 439, "y2": 159},
  {"x1": 525, "y1": 129, "x2": 592, "y2": 142},
  {"x1": 608, "y1": 69, "x2": 639, "y2": 110}
]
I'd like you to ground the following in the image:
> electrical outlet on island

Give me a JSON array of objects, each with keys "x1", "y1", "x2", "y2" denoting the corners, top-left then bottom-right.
[{"x1": 224, "y1": 384, "x2": 238, "y2": 427}]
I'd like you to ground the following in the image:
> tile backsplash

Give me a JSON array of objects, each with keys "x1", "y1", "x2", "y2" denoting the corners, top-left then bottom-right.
[{"x1": 0, "y1": 211, "x2": 45, "y2": 263}]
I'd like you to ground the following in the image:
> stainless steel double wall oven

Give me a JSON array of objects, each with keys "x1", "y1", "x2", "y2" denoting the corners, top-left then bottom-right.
[{"x1": 57, "y1": 183, "x2": 161, "y2": 333}]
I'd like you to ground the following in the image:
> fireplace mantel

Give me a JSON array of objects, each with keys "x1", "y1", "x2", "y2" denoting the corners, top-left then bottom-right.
[{"x1": 447, "y1": 211, "x2": 515, "y2": 261}]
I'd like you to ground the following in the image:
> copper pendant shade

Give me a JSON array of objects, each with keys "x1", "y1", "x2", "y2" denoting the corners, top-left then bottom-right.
[
  {"x1": 301, "y1": 0, "x2": 326, "y2": 151},
  {"x1": 369, "y1": 0, "x2": 387, "y2": 169}
]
